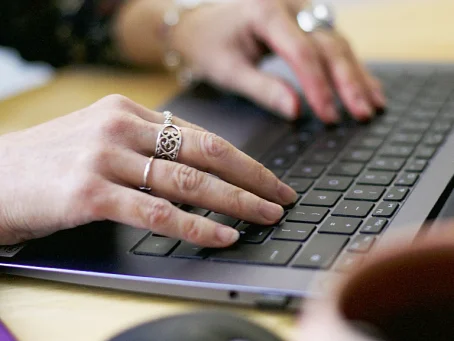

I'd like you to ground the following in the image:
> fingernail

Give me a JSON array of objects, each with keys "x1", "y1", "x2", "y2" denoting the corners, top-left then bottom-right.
[
  {"x1": 278, "y1": 181, "x2": 298, "y2": 204},
  {"x1": 215, "y1": 225, "x2": 239, "y2": 244},
  {"x1": 259, "y1": 201, "x2": 284, "y2": 222},
  {"x1": 325, "y1": 104, "x2": 340, "y2": 123},
  {"x1": 276, "y1": 86, "x2": 296, "y2": 118}
]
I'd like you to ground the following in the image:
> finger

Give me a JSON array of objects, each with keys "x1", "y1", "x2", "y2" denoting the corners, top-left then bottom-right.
[
  {"x1": 229, "y1": 61, "x2": 300, "y2": 119},
  {"x1": 125, "y1": 124, "x2": 297, "y2": 205},
  {"x1": 111, "y1": 151, "x2": 284, "y2": 225},
  {"x1": 311, "y1": 31, "x2": 375, "y2": 121},
  {"x1": 358, "y1": 64, "x2": 387, "y2": 109},
  {"x1": 100, "y1": 184, "x2": 239, "y2": 247},
  {"x1": 95, "y1": 94, "x2": 207, "y2": 131},
  {"x1": 249, "y1": 0, "x2": 339, "y2": 123}
]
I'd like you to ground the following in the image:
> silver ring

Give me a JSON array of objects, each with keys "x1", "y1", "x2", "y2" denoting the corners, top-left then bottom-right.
[
  {"x1": 163, "y1": 111, "x2": 173, "y2": 125},
  {"x1": 139, "y1": 156, "x2": 154, "y2": 192},
  {"x1": 297, "y1": 3, "x2": 335, "y2": 33},
  {"x1": 155, "y1": 124, "x2": 182, "y2": 161}
]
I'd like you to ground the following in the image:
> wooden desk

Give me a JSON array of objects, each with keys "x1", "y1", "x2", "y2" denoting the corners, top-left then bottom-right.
[{"x1": 1, "y1": 0, "x2": 453, "y2": 340}]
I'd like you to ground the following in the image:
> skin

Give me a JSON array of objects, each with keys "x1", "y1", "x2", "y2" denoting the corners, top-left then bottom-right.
[
  {"x1": 0, "y1": 95, "x2": 296, "y2": 247},
  {"x1": 0, "y1": 0, "x2": 387, "y2": 246},
  {"x1": 114, "y1": 0, "x2": 386, "y2": 122}
]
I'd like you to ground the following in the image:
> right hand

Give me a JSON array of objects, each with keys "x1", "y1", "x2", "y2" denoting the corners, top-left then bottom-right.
[{"x1": 0, "y1": 95, "x2": 296, "y2": 247}]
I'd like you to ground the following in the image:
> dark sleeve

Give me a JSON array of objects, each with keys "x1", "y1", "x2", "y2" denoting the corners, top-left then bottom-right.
[{"x1": 0, "y1": 0, "x2": 125, "y2": 67}]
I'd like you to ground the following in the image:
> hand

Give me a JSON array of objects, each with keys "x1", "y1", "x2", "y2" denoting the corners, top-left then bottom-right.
[
  {"x1": 172, "y1": 0, "x2": 386, "y2": 122},
  {"x1": 0, "y1": 95, "x2": 296, "y2": 246}
]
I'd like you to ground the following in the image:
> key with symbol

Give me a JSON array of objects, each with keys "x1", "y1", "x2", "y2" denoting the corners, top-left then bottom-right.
[
  {"x1": 209, "y1": 241, "x2": 300, "y2": 265},
  {"x1": 345, "y1": 186, "x2": 385, "y2": 201},
  {"x1": 315, "y1": 176, "x2": 353, "y2": 191},
  {"x1": 300, "y1": 191, "x2": 341, "y2": 207},
  {"x1": 319, "y1": 217, "x2": 362, "y2": 235},
  {"x1": 292, "y1": 234, "x2": 349, "y2": 269},
  {"x1": 286, "y1": 206, "x2": 329, "y2": 223},
  {"x1": 332, "y1": 200, "x2": 374, "y2": 218},
  {"x1": 384, "y1": 187, "x2": 409, "y2": 201},
  {"x1": 272, "y1": 222, "x2": 315, "y2": 241}
]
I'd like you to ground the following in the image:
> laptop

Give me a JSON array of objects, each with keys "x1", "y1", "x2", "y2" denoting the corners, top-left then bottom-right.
[{"x1": 1, "y1": 57, "x2": 454, "y2": 310}]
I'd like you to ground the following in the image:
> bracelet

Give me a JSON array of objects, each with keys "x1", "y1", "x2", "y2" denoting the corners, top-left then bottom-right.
[{"x1": 161, "y1": 0, "x2": 204, "y2": 87}]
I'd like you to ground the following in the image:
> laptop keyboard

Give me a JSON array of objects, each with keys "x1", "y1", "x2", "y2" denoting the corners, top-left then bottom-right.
[{"x1": 131, "y1": 67, "x2": 454, "y2": 273}]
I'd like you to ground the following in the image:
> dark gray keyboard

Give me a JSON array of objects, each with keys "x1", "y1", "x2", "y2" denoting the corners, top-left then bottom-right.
[{"x1": 131, "y1": 67, "x2": 454, "y2": 272}]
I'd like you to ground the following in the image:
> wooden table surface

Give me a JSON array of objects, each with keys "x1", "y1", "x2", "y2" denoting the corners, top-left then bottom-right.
[{"x1": 1, "y1": 1, "x2": 453, "y2": 340}]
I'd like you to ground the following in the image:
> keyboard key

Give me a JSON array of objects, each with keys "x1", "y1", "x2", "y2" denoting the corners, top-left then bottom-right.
[
  {"x1": 431, "y1": 121, "x2": 453, "y2": 134},
  {"x1": 292, "y1": 234, "x2": 349, "y2": 269},
  {"x1": 342, "y1": 149, "x2": 374, "y2": 163},
  {"x1": 288, "y1": 164, "x2": 325, "y2": 178},
  {"x1": 319, "y1": 217, "x2": 362, "y2": 235},
  {"x1": 332, "y1": 201, "x2": 373, "y2": 218},
  {"x1": 170, "y1": 242, "x2": 206, "y2": 259},
  {"x1": 286, "y1": 206, "x2": 329, "y2": 223},
  {"x1": 378, "y1": 145, "x2": 414, "y2": 158},
  {"x1": 272, "y1": 222, "x2": 315, "y2": 242},
  {"x1": 423, "y1": 133, "x2": 444, "y2": 146},
  {"x1": 406, "y1": 159, "x2": 427, "y2": 172},
  {"x1": 384, "y1": 187, "x2": 409, "y2": 201},
  {"x1": 329, "y1": 162, "x2": 364, "y2": 176},
  {"x1": 360, "y1": 217, "x2": 388, "y2": 234},
  {"x1": 181, "y1": 205, "x2": 209, "y2": 216},
  {"x1": 236, "y1": 223, "x2": 273, "y2": 244},
  {"x1": 210, "y1": 241, "x2": 300, "y2": 265},
  {"x1": 301, "y1": 150, "x2": 336, "y2": 164},
  {"x1": 353, "y1": 137, "x2": 384, "y2": 149},
  {"x1": 372, "y1": 202, "x2": 399, "y2": 217},
  {"x1": 390, "y1": 132, "x2": 422, "y2": 145},
  {"x1": 334, "y1": 253, "x2": 364, "y2": 272},
  {"x1": 414, "y1": 146, "x2": 436, "y2": 159},
  {"x1": 369, "y1": 124, "x2": 393, "y2": 136},
  {"x1": 264, "y1": 154, "x2": 297, "y2": 169},
  {"x1": 283, "y1": 178, "x2": 313, "y2": 193},
  {"x1": 369, "y1": 157, "x2": 405, "y2": 171},
  {"x1": 399, "y1": 121, "x2": 431, "y2": 133},
  {"x1": 207, "y1": 213, "x2": 239, "y2": 227},
  {"x1": 315, "y1": 176, "x2": 353, "y2": 191},
  {"x1": 395, "y1": 173, "x2": 419, "y2": 186},
  {"x1": 345, "y1": 186, "x2": 385, "y2": 201},
  {"x1": 300, "y1": 191, "x2": 341, "y2": 207},
  {"x1": 134, "y1": 236, "x2": 179, "y2": 256},
  {"x1": 348, "y1": 235, "x2": 375, "y2": 253},
  {"x1": 358, "y1": 171, "x2": 396, "y2": 186}
]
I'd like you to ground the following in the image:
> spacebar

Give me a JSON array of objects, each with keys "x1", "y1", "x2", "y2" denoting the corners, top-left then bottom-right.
[{"x1": 209, "y1": 241, "x2": 301, "y2": 265}]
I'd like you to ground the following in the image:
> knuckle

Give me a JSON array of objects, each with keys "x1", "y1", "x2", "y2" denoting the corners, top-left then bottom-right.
[
  {"x1": 180, "y1": 218, "x2": 202, "y2": 243},
  {"x1": 70, "y1": 175, "x2": 107, "y2": 219},
  {"x1": 295, "y1": 40, "x2": 317, "y2": 62},
  {"x1": 98, "y1": 112, "x2": 133, "y2": 139},
  {"x1": 173, "y1": 164, "x2": 204, "y2": 193},
  {"x1": 80, "y1": 144, "x2": 113, "y2": 172},
  {"x1": 201, "y1": 132, "x2": 231, "y2": 160},
  {"x1": 98, "y1": 94, "x2": 133, "y2": 110},
  {"x1": 227, "y1": 188, "x2": 248, "y2": 213},
  {"x1": 257, "y1": 164, "x2": 273, "y2": 186},
  {"x1": 146, "y1": 199, "x2": 173, "y2": 228}
]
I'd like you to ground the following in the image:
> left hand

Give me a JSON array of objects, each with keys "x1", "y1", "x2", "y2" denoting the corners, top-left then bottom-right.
[{"x1": 172, "y1": 0, "x2": 386, "y2": 123}]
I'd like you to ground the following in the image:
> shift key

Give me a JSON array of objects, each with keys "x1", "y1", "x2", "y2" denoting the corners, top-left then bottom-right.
[
  {"x1": 292, "y1": 234, "x2": 349, "y2": 269},
  {"x1": 209, "y1": 241, "x2": 300, "y2": 265}
]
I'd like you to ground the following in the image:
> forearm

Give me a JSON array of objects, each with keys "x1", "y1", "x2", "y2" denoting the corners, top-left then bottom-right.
[{"x1": 113, "y1": 0, "x2": 173, "y2": 68}]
